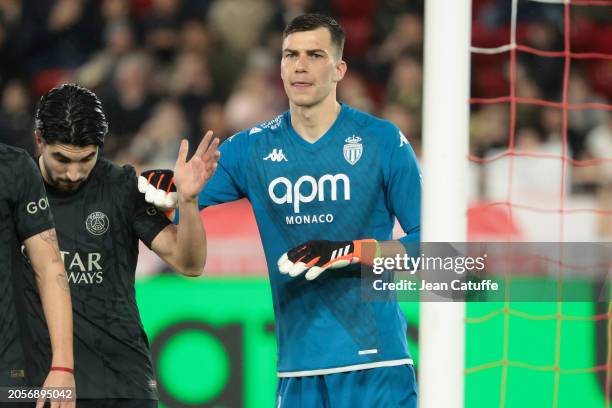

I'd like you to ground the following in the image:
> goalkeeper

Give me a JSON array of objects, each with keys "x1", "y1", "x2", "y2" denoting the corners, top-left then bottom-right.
[{"x1": 142, "y1": 14, "x2": 420, "y2": 407}]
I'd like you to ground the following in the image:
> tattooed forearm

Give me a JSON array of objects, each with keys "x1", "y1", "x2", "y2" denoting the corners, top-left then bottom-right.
[
  {"x1": 39, "y1": 229, "x2": 59, "y2": 246},
  {"x1": 33, "y1": 257, "x2": 62, "y2": 284},
  {"x1": 56, "y1": 273, "x2": 69, "y2": 291}
]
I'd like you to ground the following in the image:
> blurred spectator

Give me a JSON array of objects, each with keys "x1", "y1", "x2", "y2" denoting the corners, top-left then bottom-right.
[
  {"x1": 568, "y1": 70, "x2": 608, "y2": 152},
  {"x1": 101, "y1": 0, "x2": 129, "y2": 20},
  {"x1": 178, "y1": 17, "x2": 213, "y2": 55},
  {"x1": 484, "y1": 125, "x2": 571, "y2": 203},
  {"x1": 224, "y1": 52, "x2": 284, "y2": 133},
  {"x1": 376, "y1": 13, "x2": 423, "y2": 61},
  {"x1": 207, "y1": 0, "x2": 273, "y2": 53},
  {"x1": 514, "y1": 61, "x2": 543, "y2": 100},
  {"x1": 515, "y1": 61, "x2": 544, "y2": 130},
  {"x1": 515, "y1": 126, "x2": 546, "y2": 152},
  {"x1": 371, "y1": 0, "x2": 423, "y2": 49},
  {"x1": 540, "y1": 107, "x2": 574, "y2": 159},
  {"x1": 20, "y1": 0, "x2": 104, "y2": 73},
  {"x1": 386, "y1": 54, "x2": 422, "y2": 115},
  {"x1": 585, "y1": 111, "x2": 612, "y2": 182},
  {"x1": 199, "y1": 102, "x2": 230, "y2": 143},
  {"x1": 102, "y1": 52, "x2": 157, "y2": 157},
  {"x1": 519, "y1": 22, "x2": 564, "y2": 100},
  {"x1": 76, "y1": 21, "x2": 136, "y2": 89},
  {"x1": 470, "y1": 104, "x2": 509, "y2": 157},
  {"x1": 128, "y1": 100, "x2": 186, "y2": 169},
  {"x1": 0, "y1": 80, "x2": 34, "y2": 153},
  {"x1": 141, "y1": 0, "x2": 186, "y2": 63},
  {"x1": 261, "y1": 0, "x2": 316, "y2": 53},
  {"x1": 0, "y1": 0, "x2": 24, "y2": 84},
  {"x1": 169, "y1": 51, "x2": 215, "y2": 143},
  {"x1": 369, "y1": 13, "x2": 423, "y2": 82},
  {"x1": 338, "y1": 72, "x2": 375, "y2": 113}
]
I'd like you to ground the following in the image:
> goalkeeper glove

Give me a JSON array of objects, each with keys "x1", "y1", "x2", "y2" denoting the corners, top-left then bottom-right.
[
  {"x1": 277, "y1": 239, "x2": 380, "y2": 280},
  {"x1": 138, "y1": 169, "x2": 178, "y2": 211}
]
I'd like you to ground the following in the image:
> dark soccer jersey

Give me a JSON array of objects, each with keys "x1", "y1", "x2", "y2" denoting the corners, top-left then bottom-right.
[
  {"x1": 0, "y1": 144, "x2": 54, "y2": 386},
  {"x1": 19, "y1": 157, "x2": 171, "y2": 399}
]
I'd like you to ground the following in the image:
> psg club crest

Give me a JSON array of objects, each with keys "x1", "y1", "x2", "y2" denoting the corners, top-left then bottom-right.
[
  {"x1": 343, "y1": 135, "x2": 363, "y2": 165},
  {"x1": 86, "y1": 211, "x2": 110, "y2": 236}
]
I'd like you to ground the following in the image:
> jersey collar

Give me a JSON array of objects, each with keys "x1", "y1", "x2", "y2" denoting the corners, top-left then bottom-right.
[{"x1": 285, "y1": 102, "x2": 348, "y2": 151}]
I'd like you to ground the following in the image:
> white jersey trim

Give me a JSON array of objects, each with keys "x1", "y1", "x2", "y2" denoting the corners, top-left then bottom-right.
[{"x1": 277, "y1": 358, "x2": 413, "y2": 377}]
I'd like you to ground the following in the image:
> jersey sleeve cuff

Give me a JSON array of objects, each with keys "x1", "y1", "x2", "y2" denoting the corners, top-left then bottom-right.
[
  {"x1": 140, "y1": 219, "x2": 172, "y2": 249},
  {"x1": 18, "y1": 221, "x2": 56, "y2": 243}
]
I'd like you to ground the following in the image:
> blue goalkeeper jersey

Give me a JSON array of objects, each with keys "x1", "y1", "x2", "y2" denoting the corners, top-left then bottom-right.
[{"x1": 199, "y1": 103, "x2": 421, "y2": 376}]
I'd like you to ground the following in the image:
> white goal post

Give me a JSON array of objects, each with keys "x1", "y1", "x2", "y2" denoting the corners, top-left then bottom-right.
[{"x1": 419, "y1": 0, "x2": 472, "y2": 407}]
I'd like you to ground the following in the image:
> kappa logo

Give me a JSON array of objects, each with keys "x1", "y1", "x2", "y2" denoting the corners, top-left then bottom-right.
[
  {"x1": 264, "y1": 149, "x2": 288, "y2": 162},
  {"x1": 399, "y1": 131, "x2": 409, "y2": 147},
  {"x1": 343, "y1": 135, "x2": 363, "y2": 165},
  {"x1": 85, "y1": 211, "x2": 110, "y2": 236}
]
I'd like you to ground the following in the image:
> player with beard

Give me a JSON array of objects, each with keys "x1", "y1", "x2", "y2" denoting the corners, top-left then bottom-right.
[{"x1": 19, "y1": 83, "x2": 219, "y2": 408}]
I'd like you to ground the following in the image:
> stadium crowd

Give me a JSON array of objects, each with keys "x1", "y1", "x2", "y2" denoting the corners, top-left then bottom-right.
[{"x1": 0, "y1": 0, "x2": 610, "y2": 205}]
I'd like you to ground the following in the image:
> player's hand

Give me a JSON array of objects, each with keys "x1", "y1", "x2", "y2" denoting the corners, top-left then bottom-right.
[
  {"x1": 277, "y1": 239, "x2": 379, "y2": 280},
  {"x1": 138, "y1": 169, "x2": 177, "y2": 211},
  {"x1": 36, "y1": 370, "x2": 75, "y2": 408},
  {"x1": 138, "y1": 132, "x2": 221, "y2": 209},
  {"x1": 174, "y1": 131, "x2": 220, "y2": 203}
]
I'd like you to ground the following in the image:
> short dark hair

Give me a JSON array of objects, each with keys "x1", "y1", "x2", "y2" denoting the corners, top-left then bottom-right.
[
  {"x1": 35, "y1": 83, "x2": 108, "y2": 147},
  {"x1": 283, "y1": 13, "x2": 345, "y2": 58}
]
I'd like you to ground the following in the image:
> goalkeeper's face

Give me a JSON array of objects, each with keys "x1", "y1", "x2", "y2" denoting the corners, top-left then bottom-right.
[
  {"x1": 38, "y1": 141, "x2": 98, "y2": 192},
  {"x1": 281, "y1": 28, "x2": 346, "y2": 108}
]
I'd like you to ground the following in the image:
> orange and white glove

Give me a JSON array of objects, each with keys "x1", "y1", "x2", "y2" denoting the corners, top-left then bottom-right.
[
  {"x1": 277, "y1": 239, "x2": 380, "y2": 280},
  {"x1": 138, "y1": 169, "x2": 178, "y2": 211}
]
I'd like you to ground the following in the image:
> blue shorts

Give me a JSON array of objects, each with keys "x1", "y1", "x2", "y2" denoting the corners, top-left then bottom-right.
[{"x1": 276, "y1": 364, "x2": 417, "y2": 408}]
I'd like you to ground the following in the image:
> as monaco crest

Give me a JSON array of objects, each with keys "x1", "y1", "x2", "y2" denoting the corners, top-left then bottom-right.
[{"x1": 343, "y1": 135, "x2": 363, "y2": 165}]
